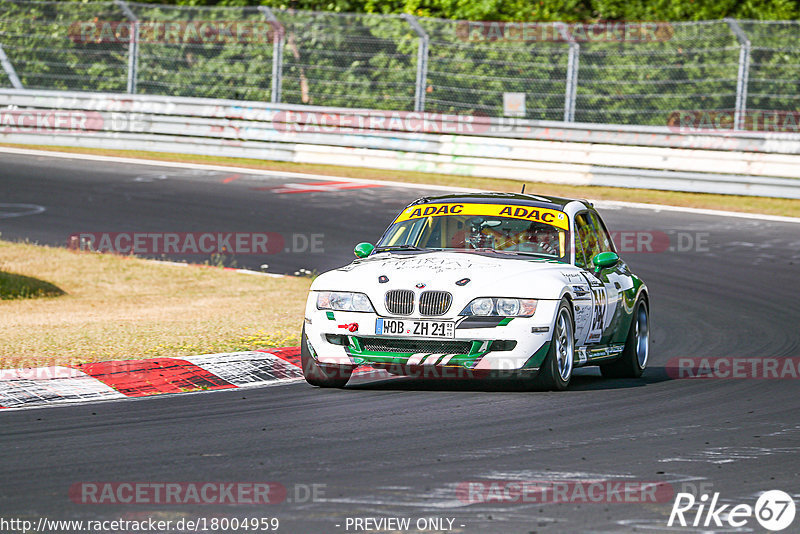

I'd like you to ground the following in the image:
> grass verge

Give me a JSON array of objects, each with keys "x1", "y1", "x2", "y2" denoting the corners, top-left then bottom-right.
[
  {"x1": 2, "y1": 143, "x2": 799, "y2": 218},
  {"x1": 0, "y1": 240, "x2": 310, "y2": 368}
]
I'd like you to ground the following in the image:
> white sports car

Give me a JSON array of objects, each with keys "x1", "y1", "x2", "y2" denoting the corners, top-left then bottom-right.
[{"x1": 301, "y1": 192, "x2": 650, "y2": 390}]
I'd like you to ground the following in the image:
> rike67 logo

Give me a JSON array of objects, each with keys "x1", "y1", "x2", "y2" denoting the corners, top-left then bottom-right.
[{"x1": 668, "y1": 490, "x2": 796, "y2": 531}]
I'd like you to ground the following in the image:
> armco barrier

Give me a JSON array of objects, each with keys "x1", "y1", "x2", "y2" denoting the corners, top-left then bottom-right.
[{"x1": 2, "y1": 89, "x2": 800, "y2": 199}]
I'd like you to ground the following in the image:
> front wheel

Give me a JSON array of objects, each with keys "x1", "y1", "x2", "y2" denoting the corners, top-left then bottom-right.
[
  {"x1": 300, "y1": 327, "x2": 353, "y2": 388},
  {"x1": 600, "y1": 298, "x2": 649, "y2": 378},
  {"x1": 528, "y1": 299, "x2": 574, "y2": 391}
]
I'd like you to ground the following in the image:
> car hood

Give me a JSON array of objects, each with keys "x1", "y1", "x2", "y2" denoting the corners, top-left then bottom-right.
[{"x1": 311, "y1": 250, "x2": 582, "y2": 301}]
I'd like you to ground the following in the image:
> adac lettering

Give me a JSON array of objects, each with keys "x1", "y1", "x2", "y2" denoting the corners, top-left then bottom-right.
[
  {"x1": 408, "y1": 204, "x2": 464, "y2": 218},
  {"x1": 396, "y1": 203, "x2": 568, "y2": 230},
  {"x1": 498, "y1": 206, "x2": 555, "y2": 223}
]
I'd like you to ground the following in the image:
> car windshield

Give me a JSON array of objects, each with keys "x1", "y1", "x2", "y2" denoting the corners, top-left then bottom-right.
[{"x1": 376, "y1": 203, "x2": 570, "y2": 260}]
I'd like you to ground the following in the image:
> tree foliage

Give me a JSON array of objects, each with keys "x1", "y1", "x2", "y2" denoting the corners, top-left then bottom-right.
[
  {"x1": 121, "y1": 0, "x2": 800, "y2": 21},
  {"x1": 1, "y1": 0, "x2": 797, "y2": 126}
]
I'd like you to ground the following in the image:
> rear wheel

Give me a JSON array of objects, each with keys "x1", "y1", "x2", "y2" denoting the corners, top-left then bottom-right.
[
  {"x1": 529, "y1": 299, "x2": 574, "y2": 391},
  {"x1": 300, "y1": 327, "x2": 353, "y2": 388},
  {"x1": 600, "y1": 298, "x2": 649, "y2": 378}
]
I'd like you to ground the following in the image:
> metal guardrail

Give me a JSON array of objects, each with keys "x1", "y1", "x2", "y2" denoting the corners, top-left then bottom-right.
[
  {"x1": 1, "y1": 89, "x2": 799, "y2": 199},
  {"x1": 4, "y1": 89, "x2": 800, "y2": 151}
]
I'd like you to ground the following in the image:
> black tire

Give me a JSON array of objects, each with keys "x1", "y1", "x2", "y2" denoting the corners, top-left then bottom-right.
[
  {"x1": 300, "y1": 326, "x2": 353, "y2": 388},
  {"x1": 600, "y1": 298, "x2": 649, "y2": 378},
  {"x1": 528, "y1": 299, "x2": 575, "y2": 391}
]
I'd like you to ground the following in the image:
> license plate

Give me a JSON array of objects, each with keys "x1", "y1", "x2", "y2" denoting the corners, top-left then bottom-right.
[{"x1": 375, "y1": 318, "x2": 455, "y2": 338}]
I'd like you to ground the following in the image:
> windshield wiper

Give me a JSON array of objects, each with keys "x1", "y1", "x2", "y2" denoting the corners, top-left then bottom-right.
[
  {"x1": 510, "y1": 251, "x2": 549, "y2": 257},
  {"x1": 462, "y1": 248, "x2": 560, "y2": 260},
  {"x1": 463, "y1": 247, "x2": 519, "y2": 255},
  {"x1": 374, "y1": 244, "x2": 426, "y2": 252}
]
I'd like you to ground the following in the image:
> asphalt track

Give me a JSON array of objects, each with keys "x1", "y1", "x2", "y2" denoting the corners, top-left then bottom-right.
[{"x1": 1, "y1": 151, "x2": 799, "y2": 533}]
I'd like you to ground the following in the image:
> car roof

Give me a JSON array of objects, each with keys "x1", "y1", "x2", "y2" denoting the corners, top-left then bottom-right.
[{"x1": 408, "y1": 192, "x2": 584, "y2": 211}]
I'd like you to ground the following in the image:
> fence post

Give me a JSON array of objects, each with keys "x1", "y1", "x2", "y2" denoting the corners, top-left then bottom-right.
[
  {"x1": 402, "y1": 14, "x2": 429, "y2": 113},
  {"x1": 114, "y1": 0, "x2": 138, "y2": 94},
  {"x1": 564, "y1": 43, "x2": 579, "y2": 122},
  {"x1": 259, "y1": 6, "x2": 284, "y2": 104},
  {"x1": 557, "y1": 23, "x2": 579, "y2": 123},
  {"x1": 0, "y1": 43, "x2": 23, "y2": 89},
  {"x1": 726, "y1": 18, "x2": 751, "y2": 131}
]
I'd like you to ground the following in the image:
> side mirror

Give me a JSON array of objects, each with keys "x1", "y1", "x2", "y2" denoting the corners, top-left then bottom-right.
[
  {"x1": 354, "y1": 242, "x2": 375, "y2": 258},
  {"x1": 592, "y1": 251, "x2": 619, "y2": 273}
]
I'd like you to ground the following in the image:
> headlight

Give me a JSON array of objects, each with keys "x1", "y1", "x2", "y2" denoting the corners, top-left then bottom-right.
[
  {"x1": 460, "y1": 298, "x2": 537, "y2": 317},
  {"x1": 496, "y1": 298, "x2": 520, "y2": 316},
  {"x1": 468, "y1": 297, "x2": 494, "y2": 316},
  {"x1": 317, "y1": 291, "x2": 375, "y2": 313}
]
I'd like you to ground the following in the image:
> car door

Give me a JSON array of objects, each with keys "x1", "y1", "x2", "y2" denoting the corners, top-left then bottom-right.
[
  {"x1": 590, "y1": 211, "x2": 637, "y2": 344},
  {"x1": 573, "y1": 212, "x2": 605, "y2": 345},
  {"x1": 573, "y1": 211, "x2": 622, "y2": 345}
]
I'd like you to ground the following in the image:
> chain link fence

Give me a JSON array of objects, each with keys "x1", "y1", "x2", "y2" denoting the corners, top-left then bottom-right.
[
  {"x1": 1, "y1": 0, "x2": 798, "y2": 128},
  {"x1": 742, "y1": 21, "x2": 800, "y2": 116},
  {"x1": 126, "y1": 3, "x2": 273, "y2": 101},
  {"x1": 575, "y1": 21, "x2": 741, "y2": 124},
  {"x1": 419, "y1": 18, "x2": 573, "y2": 120}
]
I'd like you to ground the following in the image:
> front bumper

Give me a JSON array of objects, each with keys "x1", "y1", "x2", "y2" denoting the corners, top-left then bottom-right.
[{"x1": 303, "y1": 299, "x2": 559, "y2": 372}]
